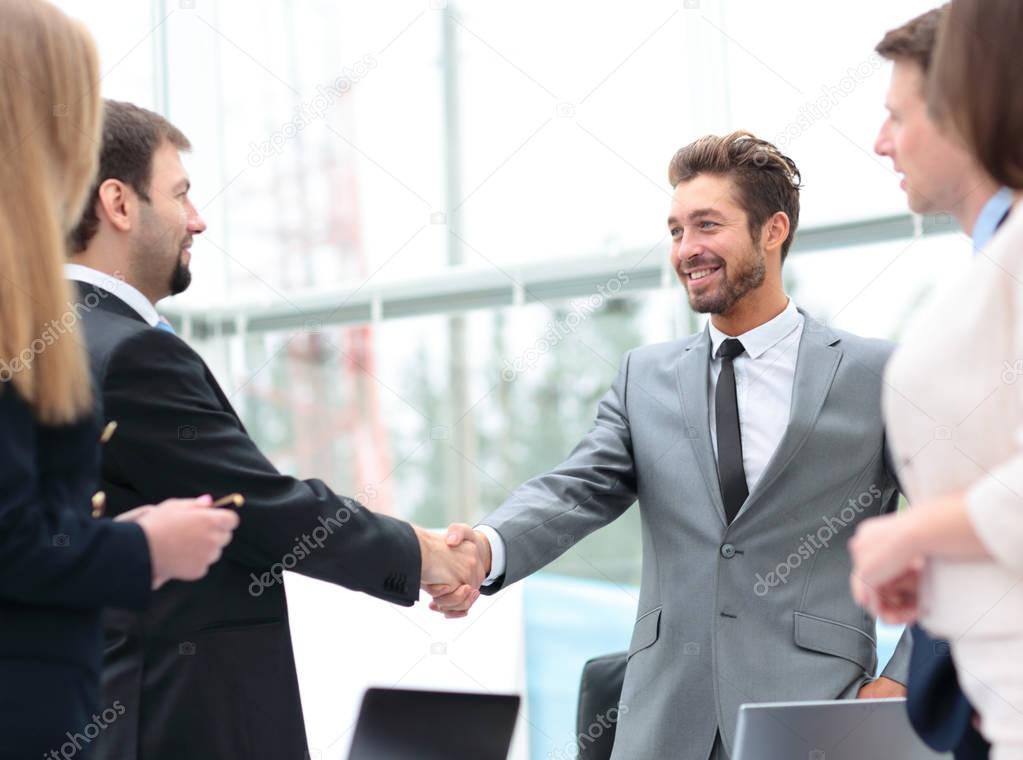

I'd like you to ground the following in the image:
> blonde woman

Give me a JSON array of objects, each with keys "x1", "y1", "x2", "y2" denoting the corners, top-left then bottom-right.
[
  {"x1": 0, "y1": 2, "x2": 238, "y2": 756},
  {"x1": 850, "y1": 0, "x2": 1023, "y2": 757}
]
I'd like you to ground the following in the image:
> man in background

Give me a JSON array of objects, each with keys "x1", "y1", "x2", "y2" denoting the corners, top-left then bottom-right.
[{"x1": 872, "y1": 7, "x2": 1006, "y2": 758}]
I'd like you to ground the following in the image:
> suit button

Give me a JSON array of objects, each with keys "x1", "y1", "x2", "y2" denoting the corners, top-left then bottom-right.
[{"x1": 720, "y1": 543, "x2": 736, "y2": 559}]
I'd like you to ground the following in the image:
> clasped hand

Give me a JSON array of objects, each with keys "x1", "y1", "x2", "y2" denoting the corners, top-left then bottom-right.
[{"x1": 416, "y1": 524, "x2": 492, "y2": 619}]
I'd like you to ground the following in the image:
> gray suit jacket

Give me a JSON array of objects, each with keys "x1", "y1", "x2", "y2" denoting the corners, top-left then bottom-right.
[{"x1": 480, "y1": 312, "x2": 911, "y2": 759}]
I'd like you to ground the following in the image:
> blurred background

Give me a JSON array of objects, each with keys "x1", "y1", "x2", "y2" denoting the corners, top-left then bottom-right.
[{"x1": 58, "y1": 0, "x2": 953, "y2": 757}]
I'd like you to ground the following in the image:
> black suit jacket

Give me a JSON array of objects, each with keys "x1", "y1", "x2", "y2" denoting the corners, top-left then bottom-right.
[
  {"x1": 0, "y1": 383, "x2": 150, "y2": 760},
  {"x1": 72, "y1": 282, "x2": 421, "y2": 760}
]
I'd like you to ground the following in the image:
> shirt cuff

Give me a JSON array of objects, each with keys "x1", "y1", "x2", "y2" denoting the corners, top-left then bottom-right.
[{"x1": 476, "y1": 525, "x2": 506, "y2": 586}]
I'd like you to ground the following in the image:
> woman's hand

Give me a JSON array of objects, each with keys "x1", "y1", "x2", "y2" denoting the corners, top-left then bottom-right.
[
  {"x1": 849, "y1": 510, "x2": 926, "y2": 622},
  {"x1": 851, "y1": 563, "x2": 924, "y2": 624}
]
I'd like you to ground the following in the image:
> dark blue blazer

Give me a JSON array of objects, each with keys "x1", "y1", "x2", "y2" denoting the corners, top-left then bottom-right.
[
  {"x1": 0, "y1": 384, "x2": 151, "y2": 760},
  {"x1": 907, "y1": 624, "x2": 989, "y2": 758}
]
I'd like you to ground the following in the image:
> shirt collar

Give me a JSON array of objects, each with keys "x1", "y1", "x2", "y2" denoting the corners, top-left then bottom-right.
[
  {"x1": 708, "y1": 299, "x2": 802, "y2": 360},
  {"x1": 65, "y1": 263, "x2": 160, "y2": 327},
  {"x1": 973, "y1": 187, "x2": 1014, "y2": 252}
]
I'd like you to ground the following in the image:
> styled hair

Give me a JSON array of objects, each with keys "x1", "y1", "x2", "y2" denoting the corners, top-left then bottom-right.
[
  {"x1": 668, "y1": 130, "x2": 802, "y2": 260},
  {"x1": 930, "y1": 0, "x2": 1023, "y2": 189},
  {"x1": 875, "y1": 7, "x2": 945, "y2": 74},
  {"x1": 0, "y1": 0, "x2": 101, "y2": 423},
  {"x1": 70, "y1": 99, "x2": 191, "y2": 252}
]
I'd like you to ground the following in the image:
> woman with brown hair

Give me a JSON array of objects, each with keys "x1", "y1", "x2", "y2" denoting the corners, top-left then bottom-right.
[
  {"x1": 0, "y1": 4, "x2": 238, "y2": 755},
  {"x1": 850, "y1": 0, "x2": 1023, "y2": 757}
]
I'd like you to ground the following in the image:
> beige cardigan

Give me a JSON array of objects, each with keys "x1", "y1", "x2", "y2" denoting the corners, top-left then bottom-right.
[{"x1": 883, "y1": 203, "x2": 1023, "y2": 640}]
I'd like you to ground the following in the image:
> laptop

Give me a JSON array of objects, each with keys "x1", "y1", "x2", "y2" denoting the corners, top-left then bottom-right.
[
  {"x1": 346, "y1": 687, "x2": 520, "y2": 760},
  {"x1": 732, "y1": 698, "x2": 952, "y2": 760}
]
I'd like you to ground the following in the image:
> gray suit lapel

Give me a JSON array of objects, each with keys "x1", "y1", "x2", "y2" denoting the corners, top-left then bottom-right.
[
  {"x1": 675, "y1": 329, "x2": 729, "y2": 525},
  {"x1": 735, "y1": 312, "x2": 842, "y2": 521}
]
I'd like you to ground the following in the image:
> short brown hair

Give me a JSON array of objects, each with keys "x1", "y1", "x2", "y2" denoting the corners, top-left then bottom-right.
[
  {"x1": 875, "y1": 7, "x2": 945, "y2": 73},
  {"x1": 70, "y1": 99, "x2": 191, "y2": 252},
  {"x1": 668, "y1": 130, "x2": 802, "y2": 260},
  {"x1": 930, "y1": 0, "x2": 1023, "y2": 189}
]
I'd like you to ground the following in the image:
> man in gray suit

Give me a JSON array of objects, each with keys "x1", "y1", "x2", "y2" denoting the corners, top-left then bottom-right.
[{"x1": 428, "y1": 130, "x2": 910, "y2": 759}]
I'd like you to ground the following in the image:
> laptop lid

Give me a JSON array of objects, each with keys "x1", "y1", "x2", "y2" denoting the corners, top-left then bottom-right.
[
  {"x1": 732, "y1": 698, "x2": 951, "y2": 760},
  {"x1": 346, "y1": 687, "x2": 520, "y2": 760}
]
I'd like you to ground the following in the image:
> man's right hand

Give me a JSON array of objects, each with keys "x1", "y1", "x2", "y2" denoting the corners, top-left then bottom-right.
[
  {"x1": 422, "y1": 523, "x2": 492, "y2": 619},
  {"x1": 136, "y1": 495, "x2": 239, "y2": 589}
]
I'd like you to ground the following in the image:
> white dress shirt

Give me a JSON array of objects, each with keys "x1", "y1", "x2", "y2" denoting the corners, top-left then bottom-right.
[
  {"x1": 65, "y1": 263, "x2": 160, "y2": 327},
  {"x1": 480, "y1": 299, "x2": 805, "y2": 584}
]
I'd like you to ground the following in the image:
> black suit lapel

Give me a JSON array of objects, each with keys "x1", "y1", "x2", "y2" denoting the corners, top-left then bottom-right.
[{"x1": 73, "y1": 279, "x2": 248, "y2": 433}]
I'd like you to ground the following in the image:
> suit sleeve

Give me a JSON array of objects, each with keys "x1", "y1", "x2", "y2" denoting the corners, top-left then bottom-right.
[
  {"x1": 0, "y1": 388, "x2": 151, "y2": 611},
  {"x1": 878, "y1": 439, "x2": 913, "y2": 684},
  {"x1": 880, "y1": 626, "x2": 913, "y2": 685},
  {"x1": 480, "y1": 351, "x2": 637, "y2": 592},
  {"x1": 100, "y1": 329, "x2": 421, "y2": 606}
]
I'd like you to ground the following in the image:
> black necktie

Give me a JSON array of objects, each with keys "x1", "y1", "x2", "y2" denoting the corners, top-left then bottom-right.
[{"x1": 716, "y1": 338, "x2": 748, "y2": 523}]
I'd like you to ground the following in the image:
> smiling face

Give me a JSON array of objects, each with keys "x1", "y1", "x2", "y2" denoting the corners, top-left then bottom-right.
[
  {"x1": 874, "y1": 59, "x2": 978, "y2": 216},
  {"x1": 131, "y1": 140, "x2": 206, "y2": 299},
  {"x1": 668, "y1": 173, "x2": 771, "y2": 316}
]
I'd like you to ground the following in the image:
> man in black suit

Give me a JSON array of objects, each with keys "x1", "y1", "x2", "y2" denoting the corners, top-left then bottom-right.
[
  {"x1": 872, "y1": 9, "x2": 1013, "y2": 759},
  {"x1": 67, "y1": 100, "x2": 483, "y2": 760}
]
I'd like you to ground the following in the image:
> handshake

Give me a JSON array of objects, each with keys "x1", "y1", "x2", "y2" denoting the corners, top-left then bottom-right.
[{"x1": 415, "y1": 524, "x2": 494, "y2": 619}]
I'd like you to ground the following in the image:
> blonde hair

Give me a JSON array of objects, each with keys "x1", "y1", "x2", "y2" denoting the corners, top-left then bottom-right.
[{"x1": 0, "y1": 0, "x2": 101, "y2": 424}]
